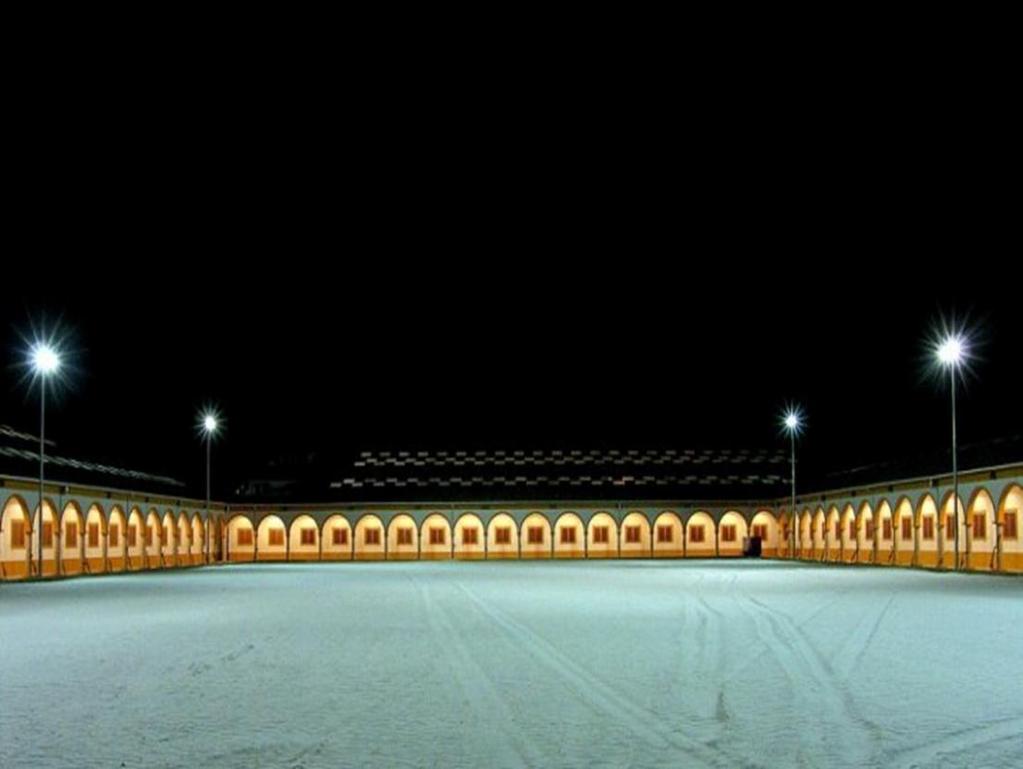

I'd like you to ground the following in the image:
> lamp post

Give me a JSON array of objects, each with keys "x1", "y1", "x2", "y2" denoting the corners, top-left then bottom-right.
[
  {"x1": 783, "y1": 409, "x2": 801, "y2": 559},
  {"x1": 202, "y1": 413, "x2": 218, "y2": 562},
  {"x1": 936, "y1": 335, "x2": 964, "y2": 570},
  {"x1": 31, "y1": 343, "x2": 61, "y2": 578}
]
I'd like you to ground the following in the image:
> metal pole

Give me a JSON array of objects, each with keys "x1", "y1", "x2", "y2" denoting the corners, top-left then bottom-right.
[
  {"x1": 951, "y1": 367, "x2": 959, "y2": 570},
  {"x1": 38, "y1": 378, "x2": 45, "y2": 578},
  {"x1": 206, "y1": 436, "x2": 211, "y2": 551},
  {"x1": 790, "y1": 431, "x2": 796, "y2": 559}
]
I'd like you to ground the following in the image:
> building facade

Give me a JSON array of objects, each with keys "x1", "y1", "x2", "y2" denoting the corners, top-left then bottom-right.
[{"x1": 1, "y1": 463, "x2": 1021, "y2": 580}]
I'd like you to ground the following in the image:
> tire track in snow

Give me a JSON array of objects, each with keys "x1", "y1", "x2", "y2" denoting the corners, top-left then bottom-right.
[
  {"x1": 740, "y1": 591, "x2": 882, "y2": 766},
  {"x1": 455, "y1": 580, "x2": 730, "y2": 769},
  {"x1": 886, "y1": 714, "x2": 1023, "y2": 768},
  {"x1": 833, "y1": 593, "x2": 895, "y2": 680},
  {"x1": 416, "y1": 578, "x2": 543, "y2": 769}
]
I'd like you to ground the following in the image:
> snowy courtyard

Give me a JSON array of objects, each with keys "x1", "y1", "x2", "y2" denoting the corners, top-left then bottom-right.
[{"x1": 2, "y1": 561, "x2": 1021, "y2": 769}]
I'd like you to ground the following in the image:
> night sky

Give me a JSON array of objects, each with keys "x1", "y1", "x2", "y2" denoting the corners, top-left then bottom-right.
[{"x1": 5, "y1": 119, "x2": 1019, "y2": 501}]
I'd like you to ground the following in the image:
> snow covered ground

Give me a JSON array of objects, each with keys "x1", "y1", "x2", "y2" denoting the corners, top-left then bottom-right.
[{"x1": 1, "y1": 561, "x2": 1021, "y2": 769}]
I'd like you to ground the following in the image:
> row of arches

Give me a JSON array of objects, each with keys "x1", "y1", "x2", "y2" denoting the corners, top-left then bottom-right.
[
  {"x1": 779, "y1": 484, "x2": 1023, "y2": 571},
  {"x1": 222, "y1": 510, "x2": 782, "y2": 562},
  {"x1": 0, "y1": 496, "x2": 217, "y2": 580},
  {"x1": 2, "y1": 481, "x2": 1020, "y2": 579}
]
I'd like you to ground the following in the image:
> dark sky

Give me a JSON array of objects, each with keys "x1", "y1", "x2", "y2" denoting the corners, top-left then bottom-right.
[{"x1": 4, "y1": 90, "x2": 1019, "y2": 499}]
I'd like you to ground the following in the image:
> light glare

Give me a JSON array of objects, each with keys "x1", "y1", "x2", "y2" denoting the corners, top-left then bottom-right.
[
  {"x1": 203, "y1": 415, "x2": 218, "y2": 433},
  {"x1": 32, "y1": 343, "x2": 61, "y2": 374},
  {"x1": 937, "y1": 335, "x2": 964, "y2": 366}
]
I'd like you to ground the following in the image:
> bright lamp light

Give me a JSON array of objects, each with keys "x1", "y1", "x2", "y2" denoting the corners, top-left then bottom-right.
[
  {"x1": 937, "y1": 335, "x2": 965, "y2": 366},
  {"x1": 203, "y1": 415, "x2": 218, "y2": 434},
  {"x1": 32, "y1": 343, "x2": 60, "y2": 374}
]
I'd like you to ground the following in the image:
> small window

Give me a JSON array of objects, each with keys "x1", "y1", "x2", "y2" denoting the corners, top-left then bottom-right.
[
  {"x1": 1004, "y1": 511, "x2": 1018, "y2": 539},
  {"x1": 65, "y1": 521, "x2": 78, "y2": 548},
  {"x1": 109, "y1": 524, "x2": 120, "y2": 548},
  {"x1": 592, "y1": 526, "x2": 609, "y2": 544},
  {"x1": 922, "y1": 517, "x2": 934, "y2": 540},
  {"x1": 332, "y1": 527, "x2": 348, "y2": 546},
  {"x1": 145, "y1": 526, "x2": 154, "y2": 547},
  {"x1": 866, "y1": 521, "x2": 875, "y2": 539},
  {"x1": 88, "y1": 523, "x2": 100, "y2": 548},
  {"x1": 300, "y1": 528, "x2": 316, "y2": 546},
  {"x1": 848, "y1": 520, "x2": 856, "y2": 541},
  {"x1": 462, "y1": 526, "x2": 479, "y2": 545},
  {"x1": 625, "y1": 526, "x2": 642, "y2": 544},
  {"x1": 752, "y1": 524, "x2": 768, "y2": 541},
  {"x1": 42, "y1": 522, "x2": 53, "y2": 548},
  {"x1": 127, "y1": 525, "x2": 138, "y2": 547},
  {"x1": 237, "y1": 528, "x2": 253, "y2": 546},
  {"x1": 161, "y1": 526, "x2": 169, "y2": 546},
  {"x1": 720, "y1": 524, "x2": 736, "y2": 543},
  {"x1": 560, "y1": 526, "x2": 577, "y2": 545},
  {"x1": 364, "y1": 528, "x2": 381, "y2": 546},
  {"x1": 690, "y1": 525, "x2": 705, "y2": 543},
  {"x1": 527, "y1": 526, "x2": 544, "y2": 545},
  {"x1": 901, "y1": 517, "x2": 912, "y2": 541},
  {"x1": 11, "y1": 520, "x2": 26, "y2": 549},
  {"x1": 657, "y1": 525, "x2": 673, "y2": 543},
  {"x1": 429, "y1": 527, "x2": 446, "y2": 546},
  {"x1": 882, "y1": 520, "x2": 892, "y2": 541},
  {"x1": 972, "y1": 513, "x2": 986, "y2": 540},
  {"x1": 946, "y1": 515, "x2": 955, "y2": 540},
  {"x1": 396, "y1": 527, "x2": 413, "y2": 546},
  {"x1": 833, "y1": 520, "x2": 841, "y2": 540},
  {"x1": 495, "y1": 527, "x2": 511, "y2": 545},
  {"x1": 269, "y1": 528, "x2": 285, "y2": 546}
]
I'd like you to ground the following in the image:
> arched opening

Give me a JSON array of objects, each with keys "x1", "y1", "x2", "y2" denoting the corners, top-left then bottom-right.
[
  {"x1": 553, "y1": 512, "x2": 584, "y2": 559},
  {"x1": 810, "y1": 508, "x2": 824, "y2": 559},
  {"x1": 840, "y1": 505, "x2": 856, "y2": 563},
  {"x1": 486, "y1": 513, "x2": 518, "y2": 559},
  {"x1": 997, "y1": 484, "x2": 1022, "y2": 573},
  {"x1": 799, "y1": 510, "x2": 812, "y2": 558},
  {"x1": 0, "y1": 495, "x2": 31, "y2": 580},
  {"x1": 966, "y1": 488, "x2": 996, "y2": 571},
  {"x1": 717, "y1": 511, "x2": 747, "y2": 557},
  {"x1": 354, "y1": 514, "x2": 385, "y2": 561},
  {"x1": 144, "y1": 510, "x2": 162, "y2": 568},
  {"x1": 520, "y1": 512, "x2": 552, "y2": 559},
  {"x1": 386, "y1": 514, "x2": 419, "y2": 560},
  {"x1": 856, "y1": 502, "x2": 874, "y2": 563},
  {"x1": 420, "y1": 514, "x2": 453, "y2": 560},
  {"x1": 940, "y1": 493, "x2": 965, "y2": 569},
  {"x1": 652, "y1": 511, "x2": 684, "y2": 558},
  {"x1": 257, "y1": 515, "x2": 287, "y2": 561},
  {"x1": 892, "y1": 498, "x2": 914, "y2": 566},
  {"x1": 176, "y1": 512, "x2": 190, "y2": 567},
  {"x1": 190, "y1": 514, "x2": 204, "y2": 564},
  {"x1": 620, "y1": 511, "x2": 652, "y2": 558},
  {"x1": 226, "y1": 515, "x2": 256, "y2": 562},
  {"x1": 750, "y1": 510, "x2": 779, "y2": 558},
  {"x1": 108, "y1": 506, "x2": 127, "y2": 572},
  {"x1": 289, "y1": 514, "x2": 321, "y2": 561},
  {"x1": 158, "y1": 511, "x2": 176, "y2": 567},
  {"x1": 875, "y1": 500, "x2": 893, "y2": 564},
  {"x1": 321, "y1": 514, "x2": 353, "y2": 561},
  {"x1": 84, "y1": 504, "x2": 106, "y2": 573},
  {"x1": 29, "y1": 498, "x2": 59, "y2": 577},
  {"x1": 58, "y1": 502, "x2": 85, "y2": 576},
  {"x1": 685, "y1": 511, "x2": 715, "y2": 557},
  {"x1": 586, "y1": 512, "x2": 618, "y2": 559},
  {"x1": 453, "y1": 513, "x2": 485, "y2": 560},
  {"x1": 125, "y1": 508, "x2": 145, "y2": 569},
  {"x1": 916, "y1": 495, "x2": 939, "y2": 568},
  {"x1": 825, "y1": 507, "x2": 840, "y2": 562}
]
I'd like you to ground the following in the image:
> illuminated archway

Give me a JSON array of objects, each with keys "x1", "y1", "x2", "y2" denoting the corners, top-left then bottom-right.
[
  {"x1": 553, "y1": 512, "x2": 584, "y2": 559},
  {"x1": 0, "y1": 495, "x2": 31, "y2": 580},
  {"x1": 486, "y1": 512, "x2": 518, "y2": 559},
  {"x1": 520, "y1": 513, "x2": 552, "y2": 559},
  {"x1": 916, "y1": 495, "x2": 939, "y2": 568},
  {"x1": 997, "y1": 484, "x2": 1022, "y2": 573},
  {"x1": 321, "y1": 514, "x2": 353, "y2": 561},
  {"x1": 750, "y1": 510, "x2": 779, "y2": 558},
  {"x1": 717, "y1": 511, "x2": 747, "y2": 557},
  {"x1": 586, "y1": 512, "x2": 618, "y2": 559},
  {"x1": 966, "y1": 488, "x2": 996, "y2": 571},
  {"x1": 354, "y1": 514, "x2": 385, "y2": 561},
  {"x1": 453, "y1": 513, "x2": 485, "y2": 560},
  {"x1": 652, "y1": 511, "x2": 683, "y2": 558},
  {"x1": 289, "y1": 514, "x2": 320, "y2": 561},
  {"x1": 420, "y1": 514, "x2": 452, "y2": 560},
  {"x1": 685, "y1": 511, "x2": 715, "y2": 557},
  {"x1": 257, "y1": 515, "x2": 287, "y2": 561},
  {"x1": 226, "y1": 514, "x2": 256, "y2": 562},
  {"x1": 620, "y1": 511, "x2": 652, "y2": 558},
  {"x1": 387, "y1": 514, "x2": 419, "y2": 560},
  {"x1": 59, "y1": 502, "x2": 85, "y2": 576}
]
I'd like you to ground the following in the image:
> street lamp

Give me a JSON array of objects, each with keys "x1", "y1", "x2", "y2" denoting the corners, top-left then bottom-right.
[
  {"x1": 201, "y1": 412, "x2": 219, "y2": 564},
  {"x1": 936, "y1": 334, "x2": 965, "y2": 570},
  {"x1": 782, "y1": 408, "x2": 803, "y2": 559},
  {"x1": 31, "y1": 342, "x2": 61, "y2": 578}
]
